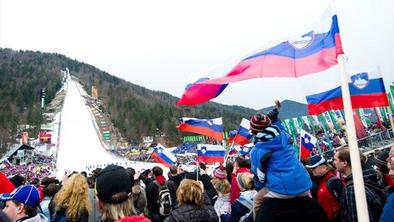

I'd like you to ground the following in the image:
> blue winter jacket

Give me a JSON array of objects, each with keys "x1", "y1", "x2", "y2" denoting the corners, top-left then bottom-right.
[{"x1": 250, "y1": 120, "x2": 312, "y2": 195}]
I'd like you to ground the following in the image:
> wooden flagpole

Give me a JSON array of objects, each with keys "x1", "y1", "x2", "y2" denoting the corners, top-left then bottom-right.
[{"x1": 338, "y1": 54, "x2": 369, "y2": 222}]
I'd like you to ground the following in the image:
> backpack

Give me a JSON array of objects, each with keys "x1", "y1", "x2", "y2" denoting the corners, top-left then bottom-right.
[
  {"x1": 155, "y1": 181, "x2": 172, "y2": 216},
  {"x1": 326, "y1": 176, "x2": 343, "y2": 201}
]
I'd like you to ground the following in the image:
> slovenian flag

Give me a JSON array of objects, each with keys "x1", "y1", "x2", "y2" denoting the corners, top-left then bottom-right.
[
  {"x1": 177, "y1": 6, "x2": 343, "y2": 106},
  {"x1": 2, "y1": 159, "x2": 12, "y2": 169},
  {"x1": 238, "y1": 144, "x2": 253, "y2": 156},
  {"x1": 151, "y1": 144, "x2": 177, "y2": 167},
  {"x1": 228, "y1": 146, "x2": 237, "y2": 155},
  {"x1": 197, "y1": 144, "x2": 225, "y2": 163},
  {"x1": 177, "y1": 117, "x2": 224, "y2": 141},
  {"x1": 300, "y1": 130, "x2": 317, "y2": 159},
  {"x1": 227, "y1": 130, "x2": 237, "y2": 144},
  {"x1": 233, "y1": 118, "x2": 253, "y2": 146},
  {"x1": 305, "y1": 71, "x2": 389, "y2": 115}
]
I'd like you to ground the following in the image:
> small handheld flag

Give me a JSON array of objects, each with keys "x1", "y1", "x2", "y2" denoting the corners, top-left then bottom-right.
[
  {"x1": 197, "y1": 144, "x2": 225, "y2": 163},
  {"x1": 300, "y1": 130, "x2": 317, "y2": 159}
]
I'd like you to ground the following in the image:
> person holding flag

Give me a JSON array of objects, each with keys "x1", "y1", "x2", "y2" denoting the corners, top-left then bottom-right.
[
  {"x1": 249, "y1": 101, "x2": 327, "y2": 221},
  {"x1": 250, "y1": 100, "x2": 312, "y2": 193}
]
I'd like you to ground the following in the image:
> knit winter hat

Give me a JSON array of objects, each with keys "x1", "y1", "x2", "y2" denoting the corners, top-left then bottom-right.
[
  {"x1": 213, "y1": 166, "x2": 227, "y2": 180},
  {"x1": 250, "y1": 113, "x2": 271, "y2": 135},
  {"x1": 96, "y1": 165, "x2": 132, "y2": 204}
]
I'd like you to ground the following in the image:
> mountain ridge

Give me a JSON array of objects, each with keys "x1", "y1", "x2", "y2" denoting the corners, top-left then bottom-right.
[{"x1": 0, "y1": 48, "x2": 307, "y2": 152}]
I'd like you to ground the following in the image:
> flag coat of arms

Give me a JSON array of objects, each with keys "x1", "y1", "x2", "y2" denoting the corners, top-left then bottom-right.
[
  {"x1": 197, "y1": 144, "x2": 225, "y2": 163},
  {"x1": 151, "y1": 144, "x2": 177, "y2": 167},
  {"x1": 300, "y1": 130, "x2": 317, "y2": 159},
  {"x1": 305, "y1": 71, "x2": 389, "y2": 115}
]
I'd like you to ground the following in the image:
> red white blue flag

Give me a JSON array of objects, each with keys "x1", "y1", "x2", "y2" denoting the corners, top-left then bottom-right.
[
  {"x1": 197, "y1": 144, "x2": 225, "y2": 163},
  {"x1": 238, "y1": 144, "x2": 253, "y2": 156},
  {"x1": 305, "y1": 71, "x2": 389, "y2": 115},
  {"x1": 151, "y1": 144, "x2": 177, "y2": 167},
  {"x1": 300, "y1": 130, "x2": 317, "y2": 159},
  {"x1": 177, "y1": 7, "x2": 343, "y2": 106},
  {"x1": 2, "y1": 159, "x2": 13, "y2": 169},
  {"x1": 233, "y1": 118, "x2": 253, "y2": 146},
  {"x1": 177, "y1": 117, "x2": 224, "y2": 141}
]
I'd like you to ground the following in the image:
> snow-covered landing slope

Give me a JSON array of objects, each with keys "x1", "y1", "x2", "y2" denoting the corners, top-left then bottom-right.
[{"x1": 56, "y1": 77, "x2": 120, "y2": 178}]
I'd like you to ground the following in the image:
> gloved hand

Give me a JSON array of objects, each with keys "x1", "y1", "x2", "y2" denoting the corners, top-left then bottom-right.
[{"x1": 266, "y1": 100, "x2": 280, "y2": 121}]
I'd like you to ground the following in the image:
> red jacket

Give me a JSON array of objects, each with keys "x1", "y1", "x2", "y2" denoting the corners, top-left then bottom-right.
[
  {"x1": 316, "y1": 171, "x2": 341, "y2": 220},
  {"x1": 230, "y1": 167, "x2": 250, "y2": 204},
  {"x1": 115, "y1": 215, "x2": 151, "y2": 222}
]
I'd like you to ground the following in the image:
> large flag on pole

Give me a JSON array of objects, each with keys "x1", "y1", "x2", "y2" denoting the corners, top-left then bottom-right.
[
  {"x1": 177, "y1": 7, "x2": 343, "y2": 106},
  {"x1": 151, "y1": 144, "x2": 177, "y2": 167},
  {"x1": 305, "y1": 71, "x2": 389, "y2": 115},
  {"x1": 177, "y1": 117, "x2": 224, "y2": 141}
]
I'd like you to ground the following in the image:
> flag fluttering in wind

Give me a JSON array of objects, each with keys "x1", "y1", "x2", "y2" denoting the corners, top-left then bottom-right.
[
  {"x1": 197, "y1": 144, "x2": 225, "y2": 163},
  {"x1": 305, "y1": 71, "x2": 389, "y2": 115},
  {"x1": 177, "y1": 7, "x2": 343, "y2": 106},
  {"x1": 177, "y1": 117, "x2": 224, "y2": 141},
  {"x1": 2, "y1": 159, "x2": 13, "y2": 169},
  {"x1": 300, "y1": 130, "x2": 317, "y2": 159},
  {"x1": 233, "y1": 118, "x2": 253, "y2": 146},
  {"x1": 238, "y1": 144, "x2": 253, "y2": 156},
  {"x1": 228, "y1": 146, "x2": 237, "y2": 155},
  {"x1": 151, "y1": 144, "x2": 177, "y2": 167},
  {"x1": 227, "y1": 130, "x2": 237, "y2": 144}
]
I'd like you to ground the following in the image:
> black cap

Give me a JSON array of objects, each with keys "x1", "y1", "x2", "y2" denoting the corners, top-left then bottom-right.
[{"x1": 95, "y1": 165, "x2": 132, "y2": 203}]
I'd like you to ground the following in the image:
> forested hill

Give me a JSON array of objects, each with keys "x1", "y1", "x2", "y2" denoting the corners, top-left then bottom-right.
[{"x1": 0, "y1": 48, "x2": 257, "y2": 149}]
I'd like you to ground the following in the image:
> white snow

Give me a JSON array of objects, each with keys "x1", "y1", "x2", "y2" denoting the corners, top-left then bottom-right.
[{"x1": 55, "y1": 76, "x2": 166, "y2": 179}]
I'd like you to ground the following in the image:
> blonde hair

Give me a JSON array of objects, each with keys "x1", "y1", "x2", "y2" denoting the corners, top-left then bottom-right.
[
  {"x1": 100, "y1": 197, "x2": 136, "y2": 221},
  {"x1": 176, "y1": 179, "x2": 204, "y2": 207},
  {"x1": 237, "y1": 173, "x2": 254, "y2": 191},
  {"x1": 54, "y1": 174, "x2": 91, "y2": 221},
  {"x1": 211, "y1": 178, "x2": 230, "y2": 195}
]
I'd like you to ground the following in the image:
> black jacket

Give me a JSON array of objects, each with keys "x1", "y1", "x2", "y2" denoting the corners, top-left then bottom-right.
[
  {"x1": 163, "y1": 194, "x2": 218, "y2": 222},
  {"x1": 256, "y1": 196, "x2": 328, "y2": 222},
  {"x1": 199, "y1": 174, "x2": 218, "y2": 205},
  {"x1": 52, "y1": 208, "x2": 89, "y2": 222}
]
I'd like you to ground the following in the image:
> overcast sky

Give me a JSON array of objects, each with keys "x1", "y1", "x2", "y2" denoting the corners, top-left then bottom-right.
[{"x1": 1, "y1": 0, "x2": 393, "y2": 109}]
